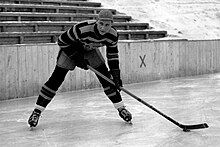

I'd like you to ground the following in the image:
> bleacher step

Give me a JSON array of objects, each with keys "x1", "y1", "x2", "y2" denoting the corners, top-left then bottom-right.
[
  {"x1": 0, "y1": 21, "x2": 150, "y2": 32},
  {"x1": 0, "y1": 4, "x2": 116, "y2": 14},
  {"x1": 0, "y1": 0, "x2": 101, "y2": 7},
  {"x1": 0, "y1": 12, "x2": 131, "y2": 22},
  {"x1": 0, "y1": 30, "x2": 167, "y2": 45}
]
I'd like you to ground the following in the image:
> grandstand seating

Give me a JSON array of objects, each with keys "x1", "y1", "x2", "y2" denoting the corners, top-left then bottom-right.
[
  {"x1": 0, "y1": 12, "x2": 132, "y2": 22},
  {"x1": 0, "y1": 30, "x2": 167, "y2": 45},
  {"x1": 0, "y1": 4, "x2": 116, "y2": 14},
  {"x1": 0, "y1": 0, "x2": 101, "y2": 7},
  {"x1": 0, "y1": 21, "x2": 149, "y2": 32},
  {"x1": 0, "y1": 0, "x2": 168, "y2": 45}
]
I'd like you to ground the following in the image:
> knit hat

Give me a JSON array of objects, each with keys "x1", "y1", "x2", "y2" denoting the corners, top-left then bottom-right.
[{"x1": 98, "y1": 10, "x2": 113, "y2": 21}]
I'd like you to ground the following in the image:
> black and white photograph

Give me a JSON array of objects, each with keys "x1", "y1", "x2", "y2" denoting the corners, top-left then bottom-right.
[{"x1": 0, "y1": 0, "x2": 220, "y2": 146}]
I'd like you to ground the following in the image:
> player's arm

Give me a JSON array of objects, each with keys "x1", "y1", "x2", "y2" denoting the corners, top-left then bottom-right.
[{"x1": 106, "y1": 37, "x2": 122, "y2": 89}]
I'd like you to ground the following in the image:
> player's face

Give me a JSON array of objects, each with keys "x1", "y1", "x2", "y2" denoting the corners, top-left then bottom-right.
[{"x1": 97, "y1": 20, "x2": 112, "y2": 35}]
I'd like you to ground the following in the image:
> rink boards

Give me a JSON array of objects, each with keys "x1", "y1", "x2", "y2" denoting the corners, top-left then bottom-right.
[{"x1": 0, "y1": 39, "x2": 220, "y2": 100}]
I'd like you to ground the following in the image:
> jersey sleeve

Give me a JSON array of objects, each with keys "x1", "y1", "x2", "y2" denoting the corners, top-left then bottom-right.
[{"x1": 57, "y1": 23, "x2": 81, "y2": 49}]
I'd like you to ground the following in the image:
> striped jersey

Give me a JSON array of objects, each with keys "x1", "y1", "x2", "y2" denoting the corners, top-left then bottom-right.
[{"x1": 57, "y1": 20, "x2": 120, "y2": 70}]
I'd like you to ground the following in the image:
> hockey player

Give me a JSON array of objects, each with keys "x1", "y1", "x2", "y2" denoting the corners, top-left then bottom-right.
[{"x1": 28, "y1": 10, "x2": 132, "y2": 128}]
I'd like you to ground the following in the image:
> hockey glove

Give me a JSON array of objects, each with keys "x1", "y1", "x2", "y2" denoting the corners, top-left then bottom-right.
[{"x1": 110, "y1": 69, "x2": 123, "y2": 91}]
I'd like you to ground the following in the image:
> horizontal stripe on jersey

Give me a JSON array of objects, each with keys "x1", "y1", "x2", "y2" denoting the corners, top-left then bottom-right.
[{"x1": 57, "y1": 20, "x2": 120, "y2": 70}]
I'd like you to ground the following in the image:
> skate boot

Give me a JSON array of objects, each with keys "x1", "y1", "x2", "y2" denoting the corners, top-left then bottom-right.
[
  {"x1": 28, "y1": 109, "x2": 41, "y2": 128},
  {"x1": 118, "y1": 106, "x2": 132, "y2": 123}
]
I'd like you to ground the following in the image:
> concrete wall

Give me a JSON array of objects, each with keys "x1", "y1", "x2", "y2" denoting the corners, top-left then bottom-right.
[{"x1": 0, "y1": 39, "x2": 220, "y2": 100}]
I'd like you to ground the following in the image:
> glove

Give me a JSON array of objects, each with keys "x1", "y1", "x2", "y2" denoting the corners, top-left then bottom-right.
[
  {"x1": 71, "y1": 52, "x2": 89, "y2": 70},
  {"x1": 110, "y1": 69, "x2": 123, "y2": 91}
]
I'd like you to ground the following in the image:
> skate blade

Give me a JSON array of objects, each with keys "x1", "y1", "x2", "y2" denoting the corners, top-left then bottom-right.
[
  {"x1": 126, "y1": 121, "x2": 133, "y2": 125},
  {"x1": 29, "y1": 126, "x2": 35, "y2": 131}
]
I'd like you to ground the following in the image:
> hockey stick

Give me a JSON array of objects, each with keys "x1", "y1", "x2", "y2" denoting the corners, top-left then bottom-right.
[{"x1": 88, "y1": 65, "x2": 209, "y2": 132}]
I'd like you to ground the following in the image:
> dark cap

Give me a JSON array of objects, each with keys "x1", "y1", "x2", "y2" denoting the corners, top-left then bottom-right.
[{"x1": 98, "y1": 10, "x2": 113, "y2": 21}]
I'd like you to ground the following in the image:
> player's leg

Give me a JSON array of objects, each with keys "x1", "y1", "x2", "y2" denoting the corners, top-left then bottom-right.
[
  {"x1": 94, "y1": 64, "x2": 132, "y2": 122},
  {"x1": 28, "y1": 65, "x2": 69, "y2": 127},
  {"x1": 85, "y1": 49, "x2": 132, "y2": 122},
  {"x1": 28, "y1": 50, "x2": 75, "y2": 127}
]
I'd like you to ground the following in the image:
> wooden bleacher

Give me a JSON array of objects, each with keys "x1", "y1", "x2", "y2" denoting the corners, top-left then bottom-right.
[
  {"x1": 0, "y1": 4, "x2": 116, "y2": 14},
  {"x1": 0, "y1": 21, "x2": 149, "y2": 32},
  {"x1": 0, "y1": 12, "x2": 132, "y2": 22},
  {"x1": 0, "y1": 0, "x2": 168, "y2": 45},
  {"x1": 0, "y1": 30, "x2": 168, "y2": 45},
  {"x1": 0, "y1": 0, "x2": 101, "y2": 7}
]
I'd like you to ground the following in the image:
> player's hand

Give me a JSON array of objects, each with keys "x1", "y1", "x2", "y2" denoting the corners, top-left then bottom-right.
[
  {"x1": 110, "y1": 69, "x2": 123, "y2": 91},
  {"x1": 113, "y1": 78, "x2": 122, "y2": 89}
]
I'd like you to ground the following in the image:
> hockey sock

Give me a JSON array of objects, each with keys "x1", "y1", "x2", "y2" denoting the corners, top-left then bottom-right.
[
  {"x1": 103, "y1": 86, "x2": 122, "y2": 103},
  {"x1": 35, "y1": 65, "x2": 68, "y2": 110},
  {"x1": 94, "y1": 64, "x2": 123, "y2": 105}
]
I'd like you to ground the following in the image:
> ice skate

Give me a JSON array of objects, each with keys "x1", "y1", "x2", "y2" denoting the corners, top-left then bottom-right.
[
  {"x1": 28, "y1": 109, "x2": 41, "y2": 128},
  {"x1": 118, "y1": 106, "x2": 132, "y2": 124}
]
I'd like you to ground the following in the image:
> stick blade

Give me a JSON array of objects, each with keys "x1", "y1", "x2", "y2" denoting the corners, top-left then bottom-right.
[{"x1": 180, "y1": 123, "x2": 209, "y2": 131}]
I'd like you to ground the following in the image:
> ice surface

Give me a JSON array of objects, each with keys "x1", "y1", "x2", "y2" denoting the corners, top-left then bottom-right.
[{"x1": 0, "y1": 73, "x2": 220, "y2": 147}]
